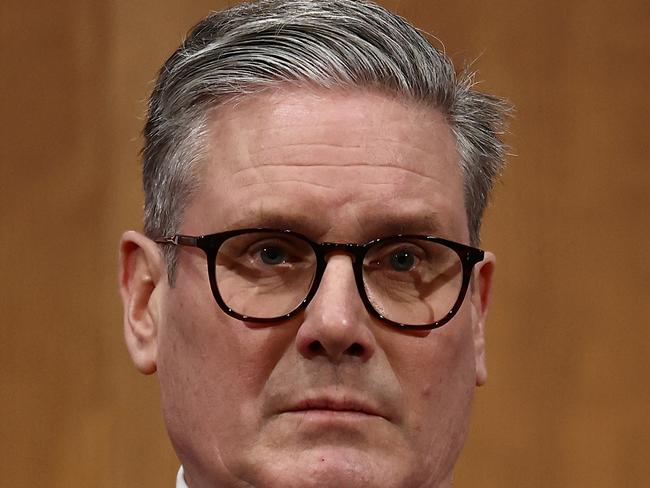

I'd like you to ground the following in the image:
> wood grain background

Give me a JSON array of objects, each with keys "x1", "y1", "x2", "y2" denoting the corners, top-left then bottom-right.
[{"x1": 1, "y1": 1, "x2": 648, "y2": 486}]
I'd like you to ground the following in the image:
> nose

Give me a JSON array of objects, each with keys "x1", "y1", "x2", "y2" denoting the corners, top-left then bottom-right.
[{"x1": 295, "y1": 253, "x2": 376, "y2": 363}]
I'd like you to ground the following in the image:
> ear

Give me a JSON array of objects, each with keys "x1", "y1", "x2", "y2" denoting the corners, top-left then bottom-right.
[
  {"x1": 471, "y1": 251, "x2": 495, "y2": 387},
  {"x1": 118, "y1": 230, "x2": 167, "y2": 374}
]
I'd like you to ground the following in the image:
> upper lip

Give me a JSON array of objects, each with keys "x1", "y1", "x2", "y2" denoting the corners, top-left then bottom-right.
[{"x1": 282, "y1": 394, "x2": 386, "y2": 419}]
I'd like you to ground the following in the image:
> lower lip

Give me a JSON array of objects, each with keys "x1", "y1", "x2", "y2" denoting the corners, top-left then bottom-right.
[{"x1": 282, "y1": 409, "x2": 380, "y2": 423}]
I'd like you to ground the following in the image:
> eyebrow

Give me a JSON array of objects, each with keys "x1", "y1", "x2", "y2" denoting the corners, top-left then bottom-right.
[
  {"x1": 227, "y1": 211, "x2": 330, "y2": 238},
  {"x1": 227, "y1": 210, "x2": 446, "y2": 242},
  {"x1": 348, "y1": 213, "x2": 448, "y2": 244}
]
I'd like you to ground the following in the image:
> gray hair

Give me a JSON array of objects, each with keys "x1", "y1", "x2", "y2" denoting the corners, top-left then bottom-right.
[{"x1": 143, "y1": 0, "x2": 510, "y2": 278}]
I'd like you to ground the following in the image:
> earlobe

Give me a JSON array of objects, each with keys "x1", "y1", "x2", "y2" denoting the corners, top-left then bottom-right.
[
  {"x1": 118, "y1": 231, "x2": 166, "y2": 374},
  {"x1": 472, "y1": 252, "x2": 495, "y2": 387}
]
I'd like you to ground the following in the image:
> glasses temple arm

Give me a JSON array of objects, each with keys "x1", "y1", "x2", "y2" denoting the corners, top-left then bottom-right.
[{"x1": 154, "y1": 235, "x2": 199, "y2": 247}]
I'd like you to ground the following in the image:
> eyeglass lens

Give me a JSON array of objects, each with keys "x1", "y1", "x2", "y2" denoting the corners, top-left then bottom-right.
[
  {"x1": 362, "y1": 239, "x2": 462, "y2": 325},
  {"x1": 214, "y1": 232, "x2": 463, "y2": 326}
]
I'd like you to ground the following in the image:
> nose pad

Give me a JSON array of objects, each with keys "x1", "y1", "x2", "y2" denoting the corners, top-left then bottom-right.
[{"x1": 295, "y1": 254, "x2": 375, "y2": 363}]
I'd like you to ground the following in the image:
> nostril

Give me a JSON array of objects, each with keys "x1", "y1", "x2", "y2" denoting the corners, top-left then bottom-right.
[
  {"x1": 308, "y1": 341, "x2": 324, "y2": 354},
  {"x1": 346, "y1": 342, "x2": 364, "y2": 357}
]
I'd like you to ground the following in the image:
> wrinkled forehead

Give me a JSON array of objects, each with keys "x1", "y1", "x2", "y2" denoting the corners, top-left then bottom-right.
[
  {"x1": 205, "y1": 87, "x2": 458, "y2": 166},
  {"x1": 183, "y1": 88, "x2": 468, "y2": 241}
]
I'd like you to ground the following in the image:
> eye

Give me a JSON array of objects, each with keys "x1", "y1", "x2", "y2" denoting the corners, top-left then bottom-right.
[
  {"x1": 246, "y1": 237, "x2": 310, "y2": 267},
  {"x1": 365, "y1": 241, "x2": 426, "y2": 274},
  {"x1": 389, "y1": 250, "x2": 417, "y2": 271},
  {"x1": 259, "y1": 245, "x2": 287, "y2": 265}
]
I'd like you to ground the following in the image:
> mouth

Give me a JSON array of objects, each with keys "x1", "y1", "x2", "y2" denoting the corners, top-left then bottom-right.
[{"x1": 282, "y1": 396, "x2": 386, "y2": 420}]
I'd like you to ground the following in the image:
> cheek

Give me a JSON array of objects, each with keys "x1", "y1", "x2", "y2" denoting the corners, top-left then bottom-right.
[
  {"x1": 385, "y1": 308, "x2": 477, "y2": 440},
  {"x1": 155, "y1": 274, "x2": 299, "y2": 456},
  {"x1": 156, "y1": 287, "x2": 240, "y2": 452},
  {"x1": 158, "y1": 262, "x2": 274, "y2": 399}
]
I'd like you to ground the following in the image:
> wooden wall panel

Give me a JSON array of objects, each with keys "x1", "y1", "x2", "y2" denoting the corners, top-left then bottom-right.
[{"x1": 1, "y1": 1, "x2": 647, "y2": 486}]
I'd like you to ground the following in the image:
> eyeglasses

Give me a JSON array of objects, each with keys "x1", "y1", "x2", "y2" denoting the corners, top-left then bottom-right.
[{"x1": 156, "y1": 228, "x2": 485, "y2": 330}]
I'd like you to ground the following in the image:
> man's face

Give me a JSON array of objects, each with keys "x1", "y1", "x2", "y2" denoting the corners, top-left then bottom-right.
[{"x1": 125, "y1": 89, "x2": 493, "y2": 488}]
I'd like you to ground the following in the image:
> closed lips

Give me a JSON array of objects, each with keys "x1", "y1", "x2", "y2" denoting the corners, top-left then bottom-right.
[{"x1": 284, "y1": 397, "x2": 385, "y2": 418}]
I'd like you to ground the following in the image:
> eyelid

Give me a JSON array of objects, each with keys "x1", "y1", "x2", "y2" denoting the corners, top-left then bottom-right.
[
  {"x1": 245, "y1": 236, "x2": 313, "y2": 264},
  {"x1": 365, "y1": 246, "x2": 423, "y2": 269},
  {"x1": 368, "y1": 240, "x2": 429, "y2": 258},
  {"x1": 247, "y1": 236, "x2": 304, "y2": 251}
]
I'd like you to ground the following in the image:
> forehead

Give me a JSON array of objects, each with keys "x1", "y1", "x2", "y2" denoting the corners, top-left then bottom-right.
[{"x1": 185, "y1": 88, "x2": 467, "y2": 241}]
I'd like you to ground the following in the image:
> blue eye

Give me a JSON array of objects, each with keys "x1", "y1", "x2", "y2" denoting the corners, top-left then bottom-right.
[
  {"x1": 390, "y1": 251, "x2": 416, "y2": 271},
  {"x1": 260, "y1": 246, "x2": 286, "y2": 265}
]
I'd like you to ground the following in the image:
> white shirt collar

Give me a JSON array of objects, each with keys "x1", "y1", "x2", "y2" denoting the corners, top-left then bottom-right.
[{"x1": 176, "y1": 466, "x2": 189, "y2": 488}]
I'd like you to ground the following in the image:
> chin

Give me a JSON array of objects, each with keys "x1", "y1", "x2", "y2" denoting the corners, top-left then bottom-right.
[{"x1": 245, "y1": 446, "x2": 425, "y2": 488}]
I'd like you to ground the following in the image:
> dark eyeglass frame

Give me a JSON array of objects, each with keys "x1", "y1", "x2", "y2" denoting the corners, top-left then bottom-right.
[{"x1": 156, "y1": 228, "x2": 485, "y2": 330}]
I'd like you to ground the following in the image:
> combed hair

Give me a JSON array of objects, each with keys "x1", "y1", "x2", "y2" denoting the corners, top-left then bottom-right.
[{"x1": 143, "y1": 0, "x2": 510, "y2": 279}]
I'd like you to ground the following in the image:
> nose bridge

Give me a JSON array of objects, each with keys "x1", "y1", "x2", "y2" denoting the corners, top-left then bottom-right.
[
  {"x1": 315, "y1": 242, "x2": 365, "y2": 290},
  {"x1": 295, "y1": 245, "x2": 375, "y2": 363},
  {"x1": 319, "y1": 241, "x2": 362, "y2": 263},
  {"x1": 315, "y1": 252, "x2": 361, "y2": 311}
]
